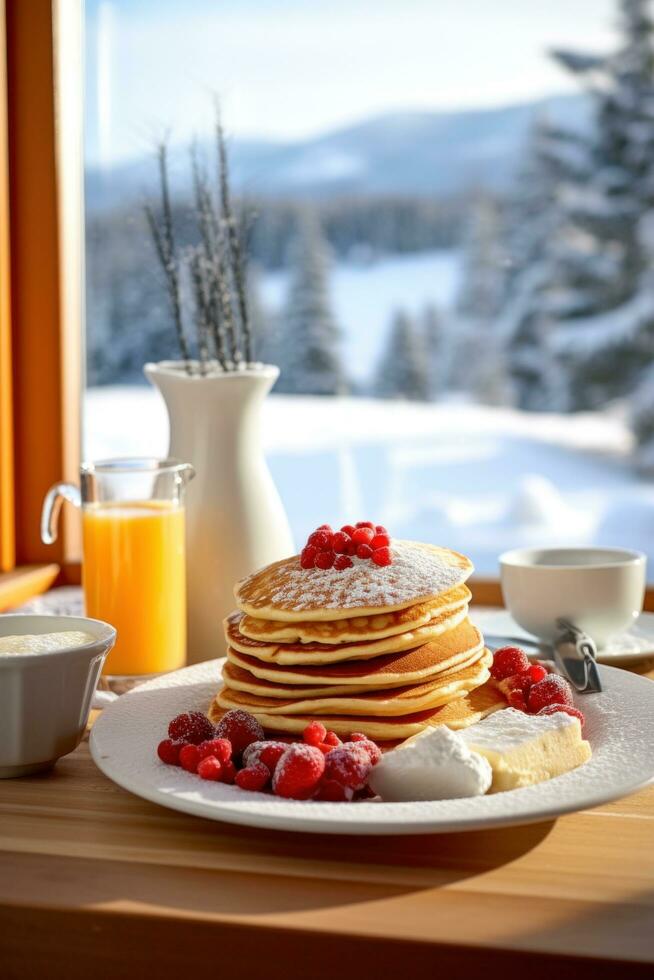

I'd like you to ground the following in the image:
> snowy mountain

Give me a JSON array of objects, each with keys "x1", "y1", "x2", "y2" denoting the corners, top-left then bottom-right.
[{"x1": 86, "y1": 94, "x2": 588, "y2": 211}]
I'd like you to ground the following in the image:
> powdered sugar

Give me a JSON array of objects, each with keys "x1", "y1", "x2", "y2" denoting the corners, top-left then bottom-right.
[{"x1": 263, "y1": 542, "x2": 470, "y2": 613}]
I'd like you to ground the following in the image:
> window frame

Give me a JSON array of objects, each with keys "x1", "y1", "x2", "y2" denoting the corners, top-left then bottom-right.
[{"x1": 1, "y1": 1, "x2": 652, "y2": 612}]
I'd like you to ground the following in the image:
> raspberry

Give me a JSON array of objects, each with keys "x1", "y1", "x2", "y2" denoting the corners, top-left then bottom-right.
[
  {"x1": 315, "y1": 550, "x2": 335, "y2": 569},
  {"x1": 334, "y1": 554, "x2": 353, "y2": 570},
  {"x1": 349, "y1": 736, "x2": 382, "y2": 765},
  {"x1": 315, "y1": 779, "x2": 354, "y2": 802},
  {"x1": 235, "y1": 763, "x2": 270, "y2": 792},
  {"x1": 506, "y1": 672, "x2": 533, "y2": 695},
  {"x1": 528, "y1": 663, "x2": 548, "y2": 684},
  {"x1": 198, "y1": 737, "x2": 232, "y2": 763},
  {"x1": 324, "y1": 744, "x2": 371, "y2": 790},
  {"x1": 218, "y1": 759, "x2": 237, "y2": 784},
  {"x1": 168, "y1": 711, "x2": 215, "y2": 745},
  {"x1": 197, "y1": 756, "x2": 223, "y2": 781},
  {"x1": 272, "y1": 744, "x2": 325, "y2": 799},
  {"x1": 242, "y1": 740, "x2": 287, "y2": 773},
  {"x1": 300, "y1": 545, "x2": 317, "y2": 569},
  {"x1": 216, "y1": 709, "x2": 265, "y2": 758},
  {"x1": 352, "y1": 526, "x2": 374, "y2": 544},
  {"x1": 324, "y1": 730, "x2": 341, "y2": 747},
  {"x1": 538, "y1": 704, "x2": 585, "y2": 726},
  {"x1": 307, "y1": 529, "x2": 332, "y2": 550},
  {"x1": 357, "y1": 543, "x2": 373, "y2": 559},
  {"x1": 317, "y1": 523, "x2": 332, "y2": 532},
  {"x1": 490, "y1": 646, "x2": 530, "y2": 681},
  {"x1": 370, "y1": 533, "x2": 390, "y2": 549},
  {"x1": 371, "y1": 546, "x2": 392, "y2": 566},
  {"x1": 317, "y1": 742, "x2": 334, "y2": 755},
  {"x1": 346, "y1": 539, "x2": 357, "y2": 556},
  {"x1": 527, "y1": 674, "x2": 574, "y2": 713},
  {"x1": 507, "y1": 689, "x2": 528, "y2": 711},
  {"x1": 157, "y1": 738, "x2": 183, "y2": 765},
  {"x1": 332, "y1": 531, "x2": 351, "y2": 553},
  {"x1": 340, "y1": 524, "x2": 356, "y2": 536},
  {"x1": 303, "y1": 720, "x2": 327, "y2": 746},
  {"x1": 179, "y1": 743, "x2": 202, "y2": 773},
  {"x1": 355, "y1": 521, "x2": 376, "y2": 529},
  {"x1": 375, "y1": 525, "x2": 388, "y2": 535}
]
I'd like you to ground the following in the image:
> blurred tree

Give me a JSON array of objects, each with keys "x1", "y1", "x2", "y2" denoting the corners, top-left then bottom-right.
[{"x1": 373, "y1": 308, "x2": 429, "y2": 400}]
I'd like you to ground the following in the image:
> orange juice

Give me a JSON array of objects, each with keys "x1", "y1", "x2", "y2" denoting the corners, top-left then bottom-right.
[{"x1": 82, "y1": 500, "x2": 186, "y2": 675}]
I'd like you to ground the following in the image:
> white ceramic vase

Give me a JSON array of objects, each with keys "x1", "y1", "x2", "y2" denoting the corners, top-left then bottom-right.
[{"x1": 144, "y1": 361, "x2": 295, "y2": 663}]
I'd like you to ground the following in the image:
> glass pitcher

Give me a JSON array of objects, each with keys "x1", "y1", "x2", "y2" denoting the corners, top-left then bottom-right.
[{"x1": 42, "y1": 458, "x2": 195, "y2": 691}]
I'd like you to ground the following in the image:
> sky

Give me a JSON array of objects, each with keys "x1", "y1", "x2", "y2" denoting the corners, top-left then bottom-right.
[{"x1": 86, "y1": 0, "x2": 619, "y2": 167}]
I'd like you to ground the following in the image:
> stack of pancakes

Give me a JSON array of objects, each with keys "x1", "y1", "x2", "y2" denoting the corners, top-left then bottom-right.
[{"x1": 210, "y1": 540, "x2": 505, "y2": 741}]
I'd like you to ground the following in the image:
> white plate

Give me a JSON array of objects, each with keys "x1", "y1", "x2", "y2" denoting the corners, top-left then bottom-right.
[
  {"x1": 472, "y1": 607, "x2": 654, "y2": 666},
  {"x1": 89, "y1": 659, "x2": 654, "y2": 835}
]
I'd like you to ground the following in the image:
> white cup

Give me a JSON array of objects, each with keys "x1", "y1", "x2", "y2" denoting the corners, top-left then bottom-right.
[
  {"x1": 0, "y1": 614, "x2": 116, "y2": 777},
  {"x1": 500, "y1": 547, "x2": 646, "y2": 647}
]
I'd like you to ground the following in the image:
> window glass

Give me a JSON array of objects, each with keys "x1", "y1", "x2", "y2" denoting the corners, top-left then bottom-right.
[{"x1": 85, "y1": 0, "x2": 654, "y2": 575}]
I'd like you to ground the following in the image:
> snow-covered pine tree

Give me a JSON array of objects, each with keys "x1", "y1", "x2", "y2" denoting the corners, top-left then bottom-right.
[
  {"x1": 452, "y1": 192, "x2": 508, "y2": 404},
  {"x1": 373, "y1": 308, "x2": 429, "y2": 401},
  {"x1": 547, "y1": 0, "x2": 654, "y2": 411},
  {"x1": 422, "y1": 304, "x2": 445, "y2": 400},
  {"x1": 274, "y1": 208, "x2": 345, "y2": 395}
]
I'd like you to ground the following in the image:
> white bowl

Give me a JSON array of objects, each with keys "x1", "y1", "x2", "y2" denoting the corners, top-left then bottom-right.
[
  {"x1": 0, "y1": 614, "x2": 116, "y2": 777},
  {"x1": 500, "y1": 547, "x2": 647, "y2": 647}
]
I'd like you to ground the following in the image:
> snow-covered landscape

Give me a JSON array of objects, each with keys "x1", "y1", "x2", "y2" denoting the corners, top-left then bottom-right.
[{"x1": 85, "y1": 387, "x2": 654, "y2": 577}]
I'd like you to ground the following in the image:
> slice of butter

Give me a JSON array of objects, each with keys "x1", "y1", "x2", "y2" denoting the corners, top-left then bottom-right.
[
  {"x1": 459, "y1": 707, "x2": 592, "y2": 792},
  {"x1": 0, "y1": 630, "x2": 95, "y2": 655}
]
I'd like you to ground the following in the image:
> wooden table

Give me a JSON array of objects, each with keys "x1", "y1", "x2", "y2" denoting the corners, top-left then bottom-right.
[{"x1": 1, "y1": 661, "x2": 653, "y2": 980}]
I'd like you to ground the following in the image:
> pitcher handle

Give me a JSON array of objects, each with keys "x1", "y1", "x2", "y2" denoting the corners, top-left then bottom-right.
[{"x1": 41, "y1": 482, "x2": 81, "y2": 545}]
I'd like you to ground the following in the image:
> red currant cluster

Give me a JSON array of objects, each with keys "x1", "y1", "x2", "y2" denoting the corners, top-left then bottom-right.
[
  {"x1": 157, "y1": 709, "x2": 382, "y2": 801},
  {"x1": 300, "y1": 521, "x2": 392, "y2": 571},
  {"x1": 490, "y1": 647, "x2": 584, "y2": 724}
]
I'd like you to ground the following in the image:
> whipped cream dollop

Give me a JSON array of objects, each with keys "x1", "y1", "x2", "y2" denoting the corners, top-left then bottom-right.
[{"x1": 368, "y1": 725, "x2": 492, "y2": 802}]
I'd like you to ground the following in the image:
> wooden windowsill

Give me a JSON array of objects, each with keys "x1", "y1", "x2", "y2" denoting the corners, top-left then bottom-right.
[{"x1": 0, "y1": 563, "x2": 60, "y2": 611}]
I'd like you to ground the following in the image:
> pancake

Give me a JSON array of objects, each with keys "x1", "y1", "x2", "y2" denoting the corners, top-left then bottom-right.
[
  {"x1": 208, "y1": 680, "x2": 506, "y2": 740},
  {"x1": 222, "y1": 643, "x2": 485, "y2": 698},
  {"x1": 238, "y1": 584, "x2": 471, "y2": 645},
  {"x1": 225, "y1": 605, "x2": 469, "y2": 665},
  {"x1": 225, "y1": 618, "x2": 485, "y2": 687},
  {"x1": 235, "y1": 540, "x2": 474, "y2": 621},
  {"x1": 215, "y1": 649, "x2": 491, "y2": 718}
]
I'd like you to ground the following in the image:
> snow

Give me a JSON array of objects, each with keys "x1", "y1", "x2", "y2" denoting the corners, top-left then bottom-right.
[
  {"x1": 261, "y1": 249, "x2": 462, "y2": 383},
  {"x1": 84, "y1": 387, "x2": 654, "y2": 578}
]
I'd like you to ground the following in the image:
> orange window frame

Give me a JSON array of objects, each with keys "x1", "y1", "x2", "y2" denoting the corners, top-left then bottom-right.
[{"x1": 0, "y1": 2, "x2": 651, "y2": 614}]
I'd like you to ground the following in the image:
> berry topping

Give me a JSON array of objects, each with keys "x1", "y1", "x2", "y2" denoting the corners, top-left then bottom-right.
[
  {"x1": 198, "y1": 738, "x2": 232, "y2": 763},
  {"x1": 218, "y1": 759, "x2": 237, "y2": 784},
  {"x1": 307, "y1": 529, "x2": 332, "y2": 550},
  {"x1": 490, "y1": 646, "x2": 530, "y2": 680},
  {"x1": 332, "y1": 531, "x2": 351, "y2": 553},
  {"x1": 317, "y1": 523, "x2": 332, "y2": 532},
  {"x1": 346, "y1": 539, "x2": 358, "y2": 556},
  {"x1": 272, "y1": 744, "x2": 326, "y2": 799},
  {"x1": 303, "y1": 720, "x2": 327, "y2": 746},
  {"x1": 528, "y1": 663, "x2": 548, "y2": 684},
  {"x1": 507, "y1": 689, "x2": 528, "y2": 711},
  {"x1": 527, "y1": 674, "x2": 574, "y2": 713},
  {"x1": 333, "y1": 554, "x2": 353, "y2": 570},
  {"x1": 315, "y1": 779, "x2": 354, "y2": 802},
  {"x1": 375, "y1": 525, "x2": 388, "y2": 535},
  {"x1": 324, "y1": 730, "x2": 342, "y2": 747},
  {"x1": 167, "y1": 711, "x2": 215, "y2": 745},
  {"x1": 243, "y1": 740, "x2": 287, "y2": 773},
  {"x1": 323, "y1": 744, "x2": 372, "y2": 791},
  {"x1": 197, "y1": 756, "x2": 223, "y2": 781},
  {"x1": 370, "y1": 533, "x2": 390, "y2": 549},
  {"x1": 352, "y1": 526, "x2": 374, "y2": 545},
  {"x1": 157, "y1": 738, "x2": 183, "y2": 766},
  {"x1": 215, "y1": 709, "x2": 265, "y2": 758},
  {"x1": 315, "y1": 550, "x2": 335, "y2": 569},
  {"x1": 355, "y1": 521, "x2": 376, "y2": 529},
  {"x1": 371, "y1": 546, "x2": 392, "y2": 566},
  {"x1": 356, "y1": 543, "x2": 373, "y2": 559},
  {"x1": 538, "y1": 704, "x2": 585, "y2": 725},
  {"x1": 340, "y1": 524, "x2": 356, "y2": 536},
  {"x1": 179, "y1": 743, "x2": 202, "y2": 773},
  {"x1": 348, "y1": 736, "x2": 382, "y2": 765},
  {"x1": 300, "y1": 545, "x2": 318, "y2": 569},
  {"x1": 235, "y1": 763, "x2": 270, "y2": 792}
]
